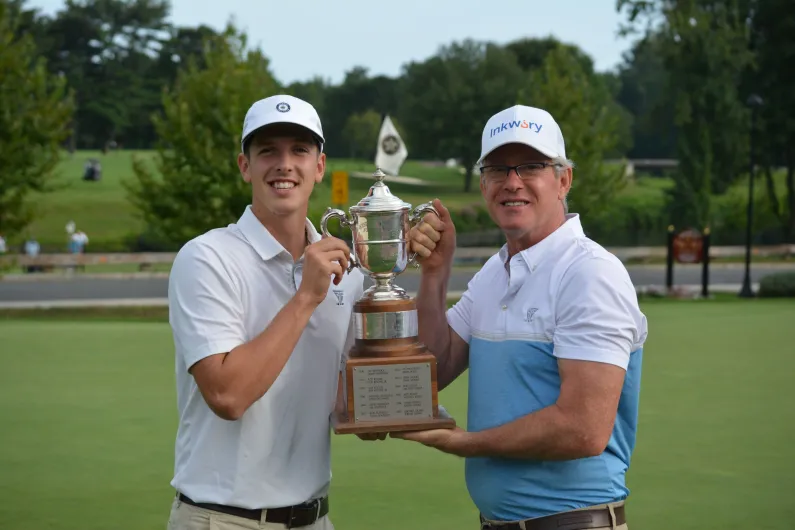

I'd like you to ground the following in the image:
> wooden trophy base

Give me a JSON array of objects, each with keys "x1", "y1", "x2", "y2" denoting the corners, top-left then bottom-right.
[{"x1": 332, "y1": 298, "x2": 456, "y2": 435}]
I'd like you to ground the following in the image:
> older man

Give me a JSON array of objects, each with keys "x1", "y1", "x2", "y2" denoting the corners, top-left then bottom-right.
[{"x1": 397, "y1": 105, "x2": 648, "y2": 530}]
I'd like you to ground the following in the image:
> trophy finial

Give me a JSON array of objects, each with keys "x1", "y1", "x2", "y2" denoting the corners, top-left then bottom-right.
[{"x1": 373, "y1": 168, "x2": 386, "y2": 182}]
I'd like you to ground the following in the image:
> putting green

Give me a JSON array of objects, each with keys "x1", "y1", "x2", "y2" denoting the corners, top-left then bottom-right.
[{"x1": 0, "y1": 299, "x2": 793, "y2": 529}]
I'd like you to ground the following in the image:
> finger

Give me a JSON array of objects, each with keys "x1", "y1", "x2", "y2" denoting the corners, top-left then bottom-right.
[
  {"x1": 317, "y1": 249, "x2": 348, "y2": 273},
  {"x1": 433, "y1": 198, "x2": 452, "y2": 224},
  {"x1": 317, "y1": 237, "x2": 351, "y2": 255},
  {"x1": 410, "y1": 240, "x2": 432, "y2": 259},
  {"x1": 421, "y1": 212, "x2": 445, "y2": 232},
  {"x1": 418, "y1": 222, "x2": 442, "y2": 243},
  {"x1": 412, "y1": 231, "x2": 437, "y2": 253},
  {"x1": 329, "y1": 262, "x2": 344, "y2": 285}
]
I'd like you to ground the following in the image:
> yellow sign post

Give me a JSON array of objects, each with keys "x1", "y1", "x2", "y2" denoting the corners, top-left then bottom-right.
[{"x1": 331, "y1": 170, "x2": 349, "y2": 205}]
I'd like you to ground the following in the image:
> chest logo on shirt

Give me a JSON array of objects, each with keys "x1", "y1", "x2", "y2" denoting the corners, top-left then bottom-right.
[
  {"x1": 333, "y1": 289, "x2": 345, "y2": 306},
  {"x1": 525, "y1": 308, "x2": 539, "y2": 322}
]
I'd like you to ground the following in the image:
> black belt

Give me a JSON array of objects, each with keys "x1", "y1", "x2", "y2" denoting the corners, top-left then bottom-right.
[
  {"x1": 177, "y1": 492, "x2": 329, "y2": 528},
  {"x1": 480, "y1": 505, "x2": 625, "y2": 530}
]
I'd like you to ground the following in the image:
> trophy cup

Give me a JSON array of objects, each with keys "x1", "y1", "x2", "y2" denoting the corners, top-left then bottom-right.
[{"x1": 320, "y1": 168, "x2": 457, "y2": 435}]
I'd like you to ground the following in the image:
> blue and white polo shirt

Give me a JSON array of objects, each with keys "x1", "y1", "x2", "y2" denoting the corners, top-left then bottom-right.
[{"x1": 447, "y1": 214, "x2": 648, "y2": 521}]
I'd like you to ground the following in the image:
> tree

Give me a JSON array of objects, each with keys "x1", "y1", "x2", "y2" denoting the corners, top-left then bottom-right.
[
  {"x1": 0, "y1": 1, "x2": 74, "y2": 238},
  {"x1": 519, "y1": 44, "x2": 631, "y2": 224},
  {"x1": 506, "y1": 36, "x2": 596, "y2": 75},
  {"x1": 40, "y1": 0, "x2": 171, "y2": 149},
  {"x1": 125, "y1": 25, "x2": 280, "y2": 248},
  {"x1": 341, "y1": 110, "x2": 381, "y2": 160},
  {"x1": 615, "y1": 31, "x2": 677, "y2": 160},
  {"x1": 618, "y1": 0, "x2": 755, "y2": 227},
  {"x1": 398, "y1": 40, "x2": 525, "y2": 191},
  {"x1": 750, "y1": 0, "x2": 795, "y2": 241}
]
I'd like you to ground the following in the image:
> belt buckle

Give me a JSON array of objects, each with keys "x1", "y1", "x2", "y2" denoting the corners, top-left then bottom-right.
[{"x1": 287, "y1": 499, "x2": 321, "y2": 529}]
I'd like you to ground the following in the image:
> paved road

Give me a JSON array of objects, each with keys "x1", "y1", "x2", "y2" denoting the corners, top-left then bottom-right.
[{"x1": 1, "y1": 264, "x2": 792, "y2": 302}]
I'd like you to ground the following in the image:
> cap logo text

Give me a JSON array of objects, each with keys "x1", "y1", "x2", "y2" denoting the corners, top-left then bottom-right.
[
  {"x1": 276, "y1": 102, "x2": 291, "y2": 113},
  {"x1": 490, "y1": 120, "x2": 543, "y2": 137}
]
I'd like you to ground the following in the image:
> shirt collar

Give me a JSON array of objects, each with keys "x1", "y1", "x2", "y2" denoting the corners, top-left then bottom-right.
[
  {"x1": 236, "y1": 205, "x2": 321, "y2": 261},
  {"x1": 498, "y1": 213, "x2": 584, "y2": 270}
]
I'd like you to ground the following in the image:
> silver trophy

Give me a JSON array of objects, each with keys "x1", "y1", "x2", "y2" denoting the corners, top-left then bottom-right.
[
  {"x1": 320, "y1": 168, "x2": 437, "y2": 302},
  {"x1": 321, "y1": 168, "x2": 456, "y2": 435}
]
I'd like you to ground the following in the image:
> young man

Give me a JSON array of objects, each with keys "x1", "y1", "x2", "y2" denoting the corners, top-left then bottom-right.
[
  {"x1": 166, "y1": 94, "x2": 363, "y2": 530},
  {"x1": 399, "y1": 105, "x2": 648, "y2": 530}
]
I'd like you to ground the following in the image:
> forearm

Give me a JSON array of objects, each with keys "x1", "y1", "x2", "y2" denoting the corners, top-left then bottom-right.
[
  {"x1": 462, "y1": 404, "x2": 605, "y2": 460},
  {"x1": 206, "y1": 291, "x2": 317, "y2": 418},
  {"x1": 416, "y1": 272, "x2": 457, "y2": 387}
]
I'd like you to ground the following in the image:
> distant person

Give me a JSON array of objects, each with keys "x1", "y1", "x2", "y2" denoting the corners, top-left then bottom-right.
[
  {"x1": 166, "y1": 94, "x2": 364, "y2": 530},
  {"x1": 399, "y1": 105, "x2": 649, "y2": 530},
  {"x1": 23, "y1": 236, "x2": 41, "y2": 273},
  {"x1": 82, "y1": 159, "x2": 101, "y2": 181},
  {"x1": 69, "y1": 230, "x2": 89, "y2": 254},
  {"x1": 0, "y1": 234, "x2": 6, "y2": 254},
  {"x1": 24, "y1": 237, "x2": 39, "y2": 257}
]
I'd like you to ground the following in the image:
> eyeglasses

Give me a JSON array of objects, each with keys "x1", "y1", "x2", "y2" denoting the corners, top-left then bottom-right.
[{"x1": 479, "y1": 162, "x2": 561, "y2": 183}]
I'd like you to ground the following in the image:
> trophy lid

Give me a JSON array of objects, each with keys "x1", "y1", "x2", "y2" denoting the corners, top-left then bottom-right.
[{"x1": 350, "y1": 168, "x2": 411, "y2": 213}]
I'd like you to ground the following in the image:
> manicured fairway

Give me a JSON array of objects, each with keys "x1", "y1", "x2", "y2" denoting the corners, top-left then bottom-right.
[{"x1": 1, "y1": 299, "x2": 793, "y2": 529}]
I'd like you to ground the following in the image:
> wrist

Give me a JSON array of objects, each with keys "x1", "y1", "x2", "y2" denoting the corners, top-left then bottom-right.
[
  {"x1": 292, "y1": 289, "x2": 320, "y2": 316},
  {"x1": 420, "y1": 267, "x2": 451, "y2": 286},
  {"x1": 455, "y1": 430, "x2": 484, "y2": 458}
]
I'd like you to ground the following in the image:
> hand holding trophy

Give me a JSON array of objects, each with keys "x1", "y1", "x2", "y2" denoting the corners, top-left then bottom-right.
[{"x1": 321, "y1": 168, "x2": 456, "y2": 435}]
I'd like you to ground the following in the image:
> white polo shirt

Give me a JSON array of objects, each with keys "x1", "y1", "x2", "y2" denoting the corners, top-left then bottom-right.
[
  {"x1": 447, "y1": 214, "x2": 648, "y2": 521},
  {"x1": 168, "y1": 205, "x2": 364, "y2": 509}
]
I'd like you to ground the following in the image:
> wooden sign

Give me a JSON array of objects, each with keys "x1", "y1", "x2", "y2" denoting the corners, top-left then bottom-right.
[
  {"x1": 331, "y1": 171, "x2": 349, "y2": 205},
  {"x1": 673, "y1": 228, "x2": 704, "y2": 264}
]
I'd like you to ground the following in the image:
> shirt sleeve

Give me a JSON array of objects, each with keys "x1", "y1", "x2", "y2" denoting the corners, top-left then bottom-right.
[
  {"x1": 168, "y1": 240, "x2": 248, "y2": 372},
  {"x1": 553, "y1": 256, "x2": 644, "y2": 370}
]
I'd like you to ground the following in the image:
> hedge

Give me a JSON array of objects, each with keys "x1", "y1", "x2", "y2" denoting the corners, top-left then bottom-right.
[{"x1": 758, "y1": 271, "x2": 795, "y2": 298}]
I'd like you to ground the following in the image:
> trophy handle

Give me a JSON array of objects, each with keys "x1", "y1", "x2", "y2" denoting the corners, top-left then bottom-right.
[
  {"x1": 320, "y1": 207, "x2": 358, "y2": 273},
  {"x1": 407, "y1": 201, "x2": 440, "y2": 266}
]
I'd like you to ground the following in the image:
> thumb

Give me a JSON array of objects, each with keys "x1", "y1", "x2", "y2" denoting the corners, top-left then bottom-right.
[{"x1": 433, "y1": 198, "x2": 451, "y2": 223}]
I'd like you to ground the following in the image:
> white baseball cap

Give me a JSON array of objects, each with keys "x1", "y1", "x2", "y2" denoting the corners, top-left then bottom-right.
[
  {"x1": 241, "y1": 94, "x2": 325, "y2": 152},
  {"x1": 477, "y1": 105, "x2": 566, "y2": 165}
]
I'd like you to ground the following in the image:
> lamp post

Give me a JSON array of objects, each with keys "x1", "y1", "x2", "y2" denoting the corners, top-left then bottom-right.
[{"x1": 739, "y1": 94, "x2": 763, "y2": 298}]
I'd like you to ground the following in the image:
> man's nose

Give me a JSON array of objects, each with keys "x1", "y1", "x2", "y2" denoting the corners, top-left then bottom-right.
[
  {"x1": 274, "y1": 150, "x2": 294, "y2": 172},
  {"x1": 502, "y1": 168, "x2": 524, "y2": 190}
]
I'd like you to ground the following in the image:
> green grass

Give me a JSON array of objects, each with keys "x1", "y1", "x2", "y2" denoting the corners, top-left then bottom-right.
[{"x1": 1, "y1": 299, "x2": 794, "y2": 529}]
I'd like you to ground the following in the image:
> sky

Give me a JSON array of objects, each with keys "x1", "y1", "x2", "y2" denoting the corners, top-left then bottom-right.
[{"x1": 26, "y1": 0, "x2": 637, "y2": 85}]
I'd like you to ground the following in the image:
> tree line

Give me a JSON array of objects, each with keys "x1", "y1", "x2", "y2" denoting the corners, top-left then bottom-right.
[{"x1": 1, "y1": 0, "x2": 793, "y2": 244}]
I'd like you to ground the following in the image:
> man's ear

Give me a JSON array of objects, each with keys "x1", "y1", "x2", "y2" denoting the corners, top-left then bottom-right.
[
  {"x1": 558, "y1": 167, "x2": 573, "y2": 200},
  {"x1": 315, "y1": 152, "x2": 326, "y2": 184},
  {"x1": 238, "y1": 152, "x2": 251, "y2": 183}
]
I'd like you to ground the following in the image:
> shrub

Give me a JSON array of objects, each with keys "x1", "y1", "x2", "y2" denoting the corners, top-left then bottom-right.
[{"x1": 758, "y1": 271, "x2": 795, "y2": 298}]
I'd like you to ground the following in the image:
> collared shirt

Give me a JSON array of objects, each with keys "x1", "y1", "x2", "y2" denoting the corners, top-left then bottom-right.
[
  {"x1": 168, "y1": 205, "x2": 364, "y2": 509},
  {"x1": 447, "y1": 214, "x2": 648, "y2": 521}
]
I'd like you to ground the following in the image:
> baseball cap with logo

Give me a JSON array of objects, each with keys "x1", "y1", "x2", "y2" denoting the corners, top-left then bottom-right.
[
  {"x1": 477, "y1": 105, "x2": 566, "y2": 165},
  {"x1": 241, "y1": 94, "x2": 325, "y2": 153}
]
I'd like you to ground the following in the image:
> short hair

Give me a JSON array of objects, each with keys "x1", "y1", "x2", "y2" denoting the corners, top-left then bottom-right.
[{"x1": 552, "y1": 157, "x2": 574, "y2": 214}]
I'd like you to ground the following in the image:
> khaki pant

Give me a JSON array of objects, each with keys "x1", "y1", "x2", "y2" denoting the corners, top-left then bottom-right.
[
  {"x1": 481, "y1": 501, "x2": 627, "y2": 530},
  {"x1": 167, "y1": 497, "x2": 335, "y2": 530}
]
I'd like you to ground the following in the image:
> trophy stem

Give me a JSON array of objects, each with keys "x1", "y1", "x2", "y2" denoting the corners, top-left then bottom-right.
[
  {"x1": 375, "y1": 276, "x2": 394, "y2": 292},
  {"x1": 361, "y1": 275, "x2": 410, "y2": 301}
]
